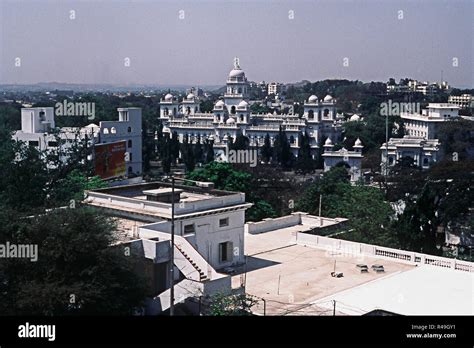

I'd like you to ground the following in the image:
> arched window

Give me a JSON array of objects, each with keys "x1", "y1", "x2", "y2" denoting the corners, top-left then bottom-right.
[
  {"x1": 323, "y1": 109, "x2": 329, "y2": 118},
  {"x1": 127, "y1": 126, "x2": 132, "y2": 133},
  {"x1": 308, "y1": 110, "x2": 314, "y2": 119},
  {"x1": 128, "y1": 140, "x2": 132, "y2": 148},
  {"x1": 111, "y1": 127, "x2": 117, "y2": 134},
  {"x1": 231, "y1": 106, "x2": 236, "y2": 114},
  {"x1": 240, "y1": 114, "x2": 244, "y2": 121},
  {"x1": 164, "y1": 107, "x2": 169, "y2": 116},
  {"x1": 186, "y1": 107, "x2": 191, "y2": 115},
  {"x1": 423, "y1": 158, "x2": 429, "y2": 166}
]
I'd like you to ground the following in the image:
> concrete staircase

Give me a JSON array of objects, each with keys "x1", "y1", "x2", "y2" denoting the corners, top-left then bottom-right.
[{"x1": 175, "y1": 244, "x2": 208, "y2": 282}]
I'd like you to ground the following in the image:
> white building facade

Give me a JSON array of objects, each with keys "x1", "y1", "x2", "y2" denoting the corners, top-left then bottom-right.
[
  {"x1": 380, "y1": 136, "x2": 442, "y2": 174},
  {"x1": 159, "y1": 58, "x2": 343, "y2": 159},
  {"x1": 401, "y1": 103, "x2": 460, "y2": 139},
  {"x1": 322, "y1": 138, "x2": 364, "y2": 182},
  {"x1": 448, "y1": 94, "x2": 474, "y2": 109},
  {"x1": 99, "y1": 107, "x2": 143, "y2": 176},
  {"x1": 14, "y1": 107, "x2": 143, "y2": 176}
]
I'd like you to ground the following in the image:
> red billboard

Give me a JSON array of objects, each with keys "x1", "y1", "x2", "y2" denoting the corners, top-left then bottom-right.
[{"x1": 94, "y1": 141, "x2": 126, "y2": 179}]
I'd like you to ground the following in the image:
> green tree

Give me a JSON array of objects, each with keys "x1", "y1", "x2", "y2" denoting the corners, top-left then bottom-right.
[
  {"x1": 395, "y1": 160, "x2": 474, "y2": 254},
  {"x1": 437, "y1": 119, "x2": 474, "y2": 161},
  {"x1": 186, "y1": 162, "x2": 276, "y2": 221},
  {"x1": 193, "y1": 135, "x2": 204, "y2": 164},
  {"x1": 295, "y1": 132, "x2": 314, "y2": 173},
  {"x1": 297, "y1": 167, "x2": 396, "y2": 246},
  {"x1": 170, "y1": 132, "x2": 180, "y2": 162},
  {"x1": 49, "y1": 169, "x2": 107, "y2": 204},
  {"x1": 204, "y1": 138, "x2": 214, "y2": 163},
  {"x1": 206, "y1": 293, "x2": 258, "y2": 316},
  {"x1": 0, "y1": 207, "x2": 146, "y2": 315},
  {"x1": 200, "y1": 99, "x2": 215, "y2": 113},
  {"x1": 231, "y1": 132, "x2": 249, "y2": 151},
  {"x1": 274, "y1": 126, "x2": 293, "y2": 169},
  {"x1": 181, "y1": 134, "x2": 195, "y2": 172},
  {"x1": 260, "y1": 133, "x2": 273, "y2": 163}
]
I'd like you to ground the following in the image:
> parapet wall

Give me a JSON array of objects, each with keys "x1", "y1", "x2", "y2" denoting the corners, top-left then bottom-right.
[
  {"x1": 245, "y1": 213, "x2": 302, "y2": 234},
  {"x1": 296, "y1": 232, "x2": 474, "y2": 273}
]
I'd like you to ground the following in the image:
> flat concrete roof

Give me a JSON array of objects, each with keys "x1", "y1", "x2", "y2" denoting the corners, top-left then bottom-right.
[
  {"x1": 232, "y1": 227, "x2": 415, "y2": 315},
  {"x1": 112, "y1": 218, "x2": 146, "y2": 242},
  {"x1": 312, "y1": 266, "x2": 474, "y2": 315}
]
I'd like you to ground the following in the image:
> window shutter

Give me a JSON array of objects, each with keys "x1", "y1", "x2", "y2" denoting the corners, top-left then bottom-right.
[{"x1": 226, "y1": 242, "x2": 233, "y2": 262}]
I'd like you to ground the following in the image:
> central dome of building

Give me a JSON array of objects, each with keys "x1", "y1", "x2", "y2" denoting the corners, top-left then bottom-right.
[
  {"x1": 228, "y1": 57, "x2": 246, "y2": 79},
  {"x1": 229, "y1": 69, "x2": 245, "y2": 78}
]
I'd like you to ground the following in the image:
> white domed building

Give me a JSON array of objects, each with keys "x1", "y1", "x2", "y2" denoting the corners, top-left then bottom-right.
[
  {"x1": 159, "y1": 93, "x2": 179, "y2": 118},
  {"x1": 322, "y1": 138, "x2": 364, "y2": 183},
  {"x1": 159, "y1": 58, "x2": 344, "y2": 160}
]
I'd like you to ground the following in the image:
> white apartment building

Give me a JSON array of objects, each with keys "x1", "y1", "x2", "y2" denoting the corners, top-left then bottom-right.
[
  {"x1": 401, "y1": 103, "x2": 460, "y2": 139},
  {"x1": 159, "y1": 58, "x2": 343, "y2": 159},
  {"x1": 14, "y1": 107, "x2": 100, "y2": 164},
  {"x1": 448, "y1": 94, "x2": 474, "y2": 109},
  {"x1": 322, "y1": 138, "x2": 364, "y2": 182},
  {"x1": 387, "y1": 80, "x2": 450, "y2": 95},
  {"x1": 267, "y1": 82, "x2": 285, "y2": 96},
  {"x1": 99, "y1": 107, "x2": 143, "y2": 176},
  {"x1": 13, "y1": 107, "x2": 143, "y2": 176}
]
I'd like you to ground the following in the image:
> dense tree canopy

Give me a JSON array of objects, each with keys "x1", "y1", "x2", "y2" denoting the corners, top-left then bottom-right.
[
  {"x1": 0, "y1": 120, "x2": 147, "y2": 315},
  {"x1": 297, "y1": 167, "x2": 398, "y2": 246},
  {"x1": 0, "y1": 208, "x2": 146, "y2": 315},
  {"x1": 186, "y1": 162, "x2": 277, "y2": 221}
]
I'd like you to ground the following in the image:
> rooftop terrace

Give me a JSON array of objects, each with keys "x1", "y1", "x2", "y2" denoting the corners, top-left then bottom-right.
[
  {"x1": 231, "y1": 215, "x2": 474, "y2": 316},
  {"x1": 85, "y1": 181, "x2": 251, "y2": 221}
]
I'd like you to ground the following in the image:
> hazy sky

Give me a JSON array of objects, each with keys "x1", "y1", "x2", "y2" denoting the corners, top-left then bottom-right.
[{"x1": 0, "y1": 0, "x2": 472, "y2": 87}]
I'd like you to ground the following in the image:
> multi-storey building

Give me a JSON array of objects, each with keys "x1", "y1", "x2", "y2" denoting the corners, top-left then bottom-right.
[
  {"x1": 387, "y1": 79, "x2": 450, "y2": 95},
  {"x1": 159, "y1": 58, "x2": 343, "y2": 159},
  {"x1": 267, "y1": 82, "x2": 285, "y2": 96},
  {"x1": 401, "y1": 103, "x2": 460, "y2": 139},
  {"x1": 99, "y1": 107, "x2": 143, "y2": 175},
  {"x1": 448, "y1": 94, "x2": 474, "y2": 110},
  {"x1": 380, "y1": 103, "x2": 461, "y2": 172},
  {"x1": 13, "y1": 107, "x2": 143, "y2": 177}
]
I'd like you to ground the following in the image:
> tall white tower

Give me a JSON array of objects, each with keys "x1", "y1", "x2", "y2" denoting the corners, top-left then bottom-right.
[{"x1": 224, "y1": 57, "x2": 249, "y2": 115}]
